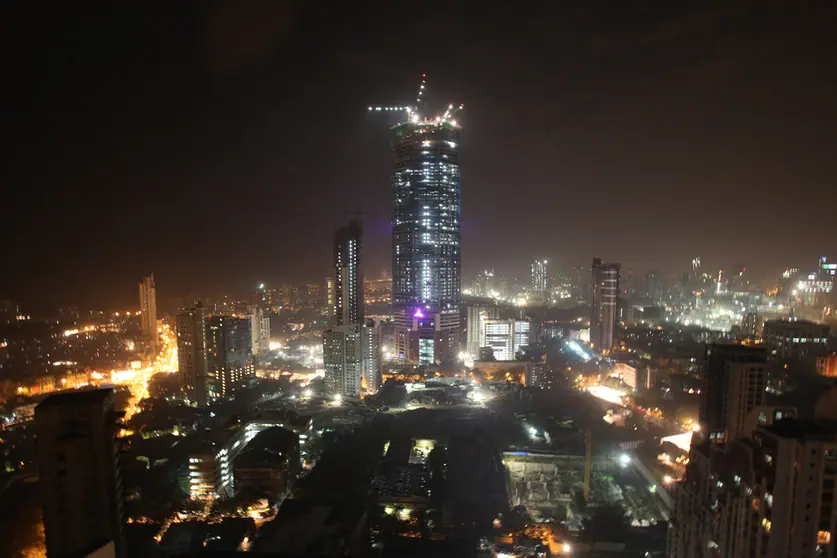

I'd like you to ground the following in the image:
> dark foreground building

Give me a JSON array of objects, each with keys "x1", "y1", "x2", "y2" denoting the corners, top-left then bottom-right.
[{"x1": 35, "y1": 389, "x2": 125, "y2": 557}]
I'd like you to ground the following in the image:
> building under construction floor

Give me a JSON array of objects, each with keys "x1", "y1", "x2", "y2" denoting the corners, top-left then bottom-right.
[{"x1": 502, "y1": 450, "x2": 621, "y2": 520}]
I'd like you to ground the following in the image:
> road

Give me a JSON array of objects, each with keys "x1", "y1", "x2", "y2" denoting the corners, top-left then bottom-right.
[{"x1": 122, "y1": 323, "x2": 177, "y2": 423}]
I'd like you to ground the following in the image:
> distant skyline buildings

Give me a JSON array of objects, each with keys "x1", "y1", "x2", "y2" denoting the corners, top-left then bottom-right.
[
  {"x1": 390, "y1": 110, "x2": 462, "y2": 365},
  {"x1": 531, "y1": 259, "x2": 548, "y2": 294},
  {"x1": 138, "y1": 273, "x2": 157, "y2": 348}
]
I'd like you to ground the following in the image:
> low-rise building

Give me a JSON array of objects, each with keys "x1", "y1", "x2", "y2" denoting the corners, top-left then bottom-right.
[
  {"x1": 763, "y1": 319, "x2": 829, "y2": 361},
  {"x1": 188, "y1": 418, "x2": 308, "y2": 500},
  {"x1": 234, "y1": 427, "x2": 300, "y2": 499}
]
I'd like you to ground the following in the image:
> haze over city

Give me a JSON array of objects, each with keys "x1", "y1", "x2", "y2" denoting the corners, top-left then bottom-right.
[{"x1": 3, "y1": 1, "x2": 836, "y2": 309}]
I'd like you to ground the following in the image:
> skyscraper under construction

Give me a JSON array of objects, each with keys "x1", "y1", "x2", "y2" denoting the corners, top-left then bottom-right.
[{"x1": 371, "y1": 77, "x2": 462, "y2": 365}]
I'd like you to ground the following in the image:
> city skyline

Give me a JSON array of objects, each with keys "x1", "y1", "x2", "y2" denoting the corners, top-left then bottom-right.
[
  {"x1": 6, "y1": 4, "x2": 837, "y2": 556},
  {"x1": 3, "y1": 3, "x2": 836, "y2": 310}
]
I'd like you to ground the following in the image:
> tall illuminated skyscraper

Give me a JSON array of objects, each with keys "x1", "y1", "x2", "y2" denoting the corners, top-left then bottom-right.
[
  {"x1": 531, "y1": 259, "x2": 548, "y2": 294},
  {"x1": 591, "y1": 258, "x2": 620, "y2": 352},
  {"x1": 331, "y1": 220, "x2": 363, "y2": 327},
  {"x1": 138, "y1": 273, "x2": 157, "y2": 348},
  {"x1": 389, "y1": 109, "x2": 462, "y2": 365}
]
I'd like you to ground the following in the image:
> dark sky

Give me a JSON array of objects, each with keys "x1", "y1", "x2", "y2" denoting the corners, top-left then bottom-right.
[{"x1": 2, "y1": 0, "x2": 836, "y2": 311}]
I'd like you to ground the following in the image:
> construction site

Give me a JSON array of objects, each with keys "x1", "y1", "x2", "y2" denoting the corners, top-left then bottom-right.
[{"x1": 502, "y1": 449, "x2": 669, "y2": 528}]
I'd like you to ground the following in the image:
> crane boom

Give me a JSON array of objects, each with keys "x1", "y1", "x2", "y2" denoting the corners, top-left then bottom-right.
[{"x1": 367, "y1": 75, "x2": 462, "y2": 127}]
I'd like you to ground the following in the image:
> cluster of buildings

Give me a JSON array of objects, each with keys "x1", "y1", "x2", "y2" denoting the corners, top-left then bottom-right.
[
  {"x1": 670, "y1": 343, "x2": 837, "y2": 557},
  {"x1": 322, "y1": 108, "x2": 465, "y2": 394},
  {"x1": 463, "y1": 256, "x2": 622, "y2": 362},
  {"x1": 187, "y1": 415, "x2": 306, "y2": 500},
  {"x1": 174, "y1": 300, "x2": 269, "y2": 406},
  {"x1": 322, "y1": 221, "x2": 382, "y2": 399}
]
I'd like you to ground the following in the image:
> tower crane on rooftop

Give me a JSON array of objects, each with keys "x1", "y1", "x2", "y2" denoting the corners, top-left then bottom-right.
[{"x1": 367, "y1": 74, "x2": 461, "y2": 126}]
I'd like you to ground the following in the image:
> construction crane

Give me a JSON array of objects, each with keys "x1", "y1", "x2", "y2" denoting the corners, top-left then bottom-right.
[{"x1": 367, "y1": 74, "x2": 462, "y2": 126}]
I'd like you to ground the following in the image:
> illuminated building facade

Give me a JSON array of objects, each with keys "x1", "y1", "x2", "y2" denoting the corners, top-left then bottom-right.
[
  {"x1": 590, "y1": 258, "x2": 620, "y2": 351},
  {"x1": 762, "y1": 319, "x2": 829, "y2": 361},
  {"x1": 531, "y1": 259, "x2": 548, "y2": 294},
  {"x1": 206, "y1": 315, "x2": 254, "y2": 398},
  {"x1": 188, "y1": 420, "x2": 303, "y2": 500},
  {"x1": 391, "y1": 117, "x2": 461, "y2": 365},
  {"x1": 323, "y1": 319, "x2": 380, "y2": 397},
  {"x1": 466, "y1": 304, "x2": 499, "y2": 358},
  {"x1": 176, "y1": 303, "x2": 208, "y2": 406},
  {"x1": 332, "y1": 220, "x2": 364, "y2": 327},
  {"x1": 481, "y1": 318, "x2": 530, "y2": 361},
  {"x1": 248, "y1": 305, "x2": 270, "y2": 355},
  {"x1": 138, "y1": 273, "x2": 157, "y2": 348}
]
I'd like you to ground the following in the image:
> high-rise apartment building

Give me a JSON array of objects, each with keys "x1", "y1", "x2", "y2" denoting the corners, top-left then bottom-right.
[
  {"x1": 466, "y1": 304, "x2": 500, "y2": 358},
  {"x1": 207, "y1": 315, "x2": 254, "y2": 398},
  {"x1": 326, "y1": 276, "x2": 336, "y2": 317},
  {"x1": 323, "y1": 319, "x2": 380, "y2": 398},
  {"x1": 481, "y1": 318, "x2": 530, "y2": 361},
  {"x1": 531, "y1": 259, "x2": 548, "y2": 294},
  {"x1": 176, "y1": 303, "x2": 208, "y2": 406},
  {"x1": 671, "y1": 388, "x2": 837, "y2": 558},
  {"x1": 591, "y1": 258, "x2": 620, "y2": 352},
  {"x1": 391, "y1": 115, "x2": 461, "y2": 365},
  {"x1": 332, "y1": 220, "x2": 364, "y2": 327},
  {"x1": 35, "y1": 389, "x2": 125, "y2": 557},
  {"x1": 247, "y1": 305, "x2": 271, "y2": 355},
  {"x1": 138, "y1": 273, "x2": 157, "y2": 348},
  {"x1": 700, "y1": 343, "x2": 767, "y2": 441}
]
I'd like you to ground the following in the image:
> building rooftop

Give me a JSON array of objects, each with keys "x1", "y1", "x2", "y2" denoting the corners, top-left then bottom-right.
[
  {"x1": 762, "y1": 418, "x2": 837, "y2": 441},
  {"x1": 235, "y1": 427, "x2": 298, "y2": 468},
  {"x1": 254, "y1": 499, "x2": 366, "y2": 555},
  {"x1": 36, "y1": 388, "x2": 113, "y2": 410},
  {"x1": 763, "y1": 319, "x2": 829, "y2": 331}
]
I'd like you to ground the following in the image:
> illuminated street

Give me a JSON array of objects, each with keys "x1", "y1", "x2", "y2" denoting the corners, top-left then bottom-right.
[{"x1": 121, "y1": 323, "x2": 177, "y2": 422}]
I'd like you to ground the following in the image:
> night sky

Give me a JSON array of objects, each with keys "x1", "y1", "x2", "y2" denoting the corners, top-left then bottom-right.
[{"x1": 2, "y1": 1, "x2": 836, "y2": 310}]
